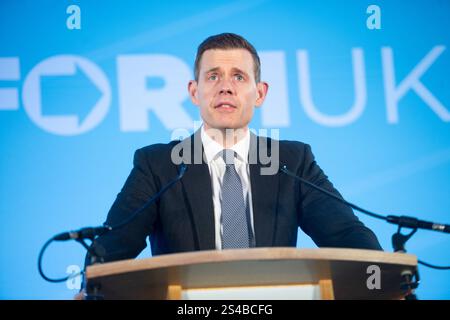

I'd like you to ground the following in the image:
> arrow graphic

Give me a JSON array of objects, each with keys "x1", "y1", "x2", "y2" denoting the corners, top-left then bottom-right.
[
  {"x1": 40, "y1": 65, "x2": 102, "y2": 125},
  {"x1": 22, "y1": 55, "x2": 111, "y2": 135}
]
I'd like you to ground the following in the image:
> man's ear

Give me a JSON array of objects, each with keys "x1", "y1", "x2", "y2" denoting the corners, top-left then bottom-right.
[
  {"x1": 255, "y1": 81, "x2": 269, "y2": 108},
  {"x1": 188, "y1": 80, "x2": 199, "y2": 106}
]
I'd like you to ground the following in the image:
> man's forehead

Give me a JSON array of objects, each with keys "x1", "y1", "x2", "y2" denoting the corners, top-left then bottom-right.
[{"x1": 200, "y1": 49, "x2": 254, "y2": 70}]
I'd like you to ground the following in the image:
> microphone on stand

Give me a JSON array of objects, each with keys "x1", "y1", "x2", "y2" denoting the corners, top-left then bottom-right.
[
  {"x1": 38, "y1": 163, "x2": 188, "y2": 283},
  {"x1": 279, "y1": 165, "x2": 450, "y2": 234},
  {"x1": 279, "y1": 165, "x2": 450, "y2": 274}
]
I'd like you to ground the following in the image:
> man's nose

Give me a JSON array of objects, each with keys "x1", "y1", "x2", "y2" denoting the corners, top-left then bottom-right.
[{"x1": 219, "y1": 77, "x2": 234, "y2": 95}]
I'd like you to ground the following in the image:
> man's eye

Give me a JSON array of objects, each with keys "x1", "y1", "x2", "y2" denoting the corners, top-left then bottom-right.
[
  {"x1": 235, "y1": 74, "x2": 244, "y2": 81},
  {"x1": 208, "y1": 74, "x2": 218, "y2": 81}
]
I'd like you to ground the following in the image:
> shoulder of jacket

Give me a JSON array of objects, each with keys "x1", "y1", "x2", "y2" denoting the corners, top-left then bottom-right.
[
  {"x1": 274, "y1": 138, "x2": 308, "y2": 152},
  {"x1": 136, "y1": 140, "x2": 180, "y2": 160}
]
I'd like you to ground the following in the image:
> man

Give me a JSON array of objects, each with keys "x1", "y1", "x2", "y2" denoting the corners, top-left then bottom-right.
[{"x1": 86, "y1": 33, "x2": 381, "y2": 266}]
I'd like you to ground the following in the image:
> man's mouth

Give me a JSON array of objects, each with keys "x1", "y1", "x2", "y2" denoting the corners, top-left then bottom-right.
[{"x1": 215, "y1": 103, "x2": 237, "y2": 109}]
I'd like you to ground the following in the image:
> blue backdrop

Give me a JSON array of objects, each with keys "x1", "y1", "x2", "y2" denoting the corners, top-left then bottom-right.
[{"x1": 0, "y1": 0, "x2": 449, "y2": 299}]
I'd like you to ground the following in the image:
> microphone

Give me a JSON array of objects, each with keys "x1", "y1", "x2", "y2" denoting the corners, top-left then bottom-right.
[
  {"x1": 280, "y1": 165, "x2": 450, "y2": 234},
  {"x1": 386, "y1": 215, "x2": 450, "y2": 234},
  {"x1": 53, "y1": 226, "x2": 112, "y2": 241},
  {"x1": 280, "y1": 165, "x2": 450, "y2": 271},
  {"x1": 38, "y1": 163, "x2": 188, "y2": 283}
]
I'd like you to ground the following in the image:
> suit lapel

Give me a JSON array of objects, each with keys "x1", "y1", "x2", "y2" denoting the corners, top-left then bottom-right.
[
  {"x1": 249, "y1": 133, "x2": 280, "y2": 247},
  {"x1": 178, "y1": 131, "x2": 216, "y2": 250}
]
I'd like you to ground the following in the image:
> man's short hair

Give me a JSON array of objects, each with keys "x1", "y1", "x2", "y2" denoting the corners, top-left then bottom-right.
[{"x1": 194, "y1": 33, "x2": 261, "y2": 83}]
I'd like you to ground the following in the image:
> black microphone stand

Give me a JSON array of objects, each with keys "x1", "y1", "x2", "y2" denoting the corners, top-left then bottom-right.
[
  {"x1": 38, "y1": 163, "x2": 187, "y2": 300},
  {"x1": 77, "y1": 237, "x2": 105, "y2": 300},
  {"x1": 280, "y1": 165, "x2": 450, "y2": 300},
  {"x1": 391, "y1": 224, "x2": 420, "y2": 300}
]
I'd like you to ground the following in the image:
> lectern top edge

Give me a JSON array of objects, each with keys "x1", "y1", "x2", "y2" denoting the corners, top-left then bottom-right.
[{"x1": 86, "y1": 247, "x2": 417, "y2": 279}]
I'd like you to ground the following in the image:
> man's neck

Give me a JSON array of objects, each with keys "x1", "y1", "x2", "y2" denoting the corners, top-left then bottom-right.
[{"x1": 203, "y1": 126, "x2": 249, "y2": 148}]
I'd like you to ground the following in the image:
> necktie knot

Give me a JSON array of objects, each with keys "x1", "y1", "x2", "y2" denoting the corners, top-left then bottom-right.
[{"x1": 221, "y1": 149, "x2": 236, "y2": 166}]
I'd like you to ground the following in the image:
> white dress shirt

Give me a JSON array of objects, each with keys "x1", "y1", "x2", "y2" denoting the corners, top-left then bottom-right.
[{"x1": 201, "y1": 126, "x2": 255, "y2": 250}]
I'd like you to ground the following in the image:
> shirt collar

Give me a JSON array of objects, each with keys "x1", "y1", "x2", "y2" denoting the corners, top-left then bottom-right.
[{"x1": 201, "y1": 125, "x2": 250, "y2": 164}]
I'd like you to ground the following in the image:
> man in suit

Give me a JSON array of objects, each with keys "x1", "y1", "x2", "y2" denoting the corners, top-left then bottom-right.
[{"x1": 86, "y1": 33, "x2": 381, "y2": 266}]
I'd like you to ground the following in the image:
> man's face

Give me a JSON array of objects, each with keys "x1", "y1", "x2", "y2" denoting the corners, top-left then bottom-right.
[{"x1": 188, "y1": 49, "x2": 268, "y2": 132}]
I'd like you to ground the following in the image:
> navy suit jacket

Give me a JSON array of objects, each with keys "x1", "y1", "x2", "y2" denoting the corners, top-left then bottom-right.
[{"x1": 88, "y1": 131, "x2": 382, "y2": 264}]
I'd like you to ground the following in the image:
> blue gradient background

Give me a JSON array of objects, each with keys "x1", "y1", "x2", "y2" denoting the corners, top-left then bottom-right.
[{"x1": 0, "y1": 0, "x2": 449, "y2": 299}]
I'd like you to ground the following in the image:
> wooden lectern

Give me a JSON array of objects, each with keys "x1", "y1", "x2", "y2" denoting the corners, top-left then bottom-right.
[{"x1": 85, "y1": 248, "x2": 417, "y2": 300}]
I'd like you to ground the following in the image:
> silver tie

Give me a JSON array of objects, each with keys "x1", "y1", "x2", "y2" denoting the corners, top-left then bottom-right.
[{"x1": 220, "y1": 149, "x2": 251, "y2": 249}]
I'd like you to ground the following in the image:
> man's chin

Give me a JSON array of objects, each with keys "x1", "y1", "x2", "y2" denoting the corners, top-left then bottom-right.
[
  {"x1": 204, "y1": 125, "x2": 249, "y2": 141},
  {"x1": 206, "y1": 124, "x2": 248, "y2": 132}
]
